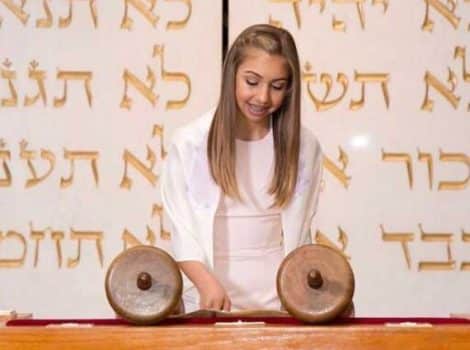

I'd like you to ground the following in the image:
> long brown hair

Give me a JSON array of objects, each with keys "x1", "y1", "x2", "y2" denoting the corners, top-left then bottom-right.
[{"x1": 207, "y1": 24, "x2": 301, "y2": 208}]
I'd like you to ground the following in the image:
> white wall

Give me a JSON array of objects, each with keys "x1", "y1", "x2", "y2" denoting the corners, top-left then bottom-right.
[
  {"x1": 0, "y1": 0, "x2": 221, "y2": 318},
  {"x1": 230, "y1": 0, "x2": 470, "y2": 316}
]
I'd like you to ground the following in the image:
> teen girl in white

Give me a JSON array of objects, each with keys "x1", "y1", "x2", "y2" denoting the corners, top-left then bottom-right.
[{"x1": 161, "y1": 24, "x2": 323, "y2": 312}]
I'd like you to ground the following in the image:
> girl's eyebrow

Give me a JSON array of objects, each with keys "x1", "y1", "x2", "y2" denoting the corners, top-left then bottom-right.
[
  {"x1": 243, "y1": 70, "x2": 288, "y2": 82},
  {"x1": 242, "y1": 70, "x2": 262, "y2": 77}
]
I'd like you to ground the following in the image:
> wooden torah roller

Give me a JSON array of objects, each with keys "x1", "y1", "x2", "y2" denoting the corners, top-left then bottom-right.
[
  {"x1": 277, "y1": 244, "x2": 355, "y2": 323},
  {"x1": 105, "y1": 244, "x2": 354, "y2": 324},
  {"x1": 105, "y1": 245, "x2": 183, "y2": 325}
]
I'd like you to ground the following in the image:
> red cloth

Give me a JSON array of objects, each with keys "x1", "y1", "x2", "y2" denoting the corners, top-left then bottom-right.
[{"x1": 7, "y1": 317, "x2": 470, "y2": 327}]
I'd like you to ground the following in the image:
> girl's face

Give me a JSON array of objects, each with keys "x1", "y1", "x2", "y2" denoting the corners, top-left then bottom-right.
[{"x1": 235, "y1": 48, "x2": 289, "y2": 131}]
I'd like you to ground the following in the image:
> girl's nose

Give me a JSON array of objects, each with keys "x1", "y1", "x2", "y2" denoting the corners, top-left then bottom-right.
[{"x1": 256, "y1": 85, "x2": 270, "y2": 104}]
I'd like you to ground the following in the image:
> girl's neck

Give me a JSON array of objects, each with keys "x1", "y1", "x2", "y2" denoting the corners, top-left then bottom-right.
[{"x1": 236, "y1": 116, "x2": 271, "y2": 141}]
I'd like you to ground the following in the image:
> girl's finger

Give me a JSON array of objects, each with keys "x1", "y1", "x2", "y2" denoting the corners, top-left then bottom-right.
[{"x1": 223, "y1": 296, "x2": 231, "y2": 312}]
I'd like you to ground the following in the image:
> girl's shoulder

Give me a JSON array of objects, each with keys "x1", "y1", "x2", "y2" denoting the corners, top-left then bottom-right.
[{"x1": 170, "y1": 108, "x2": 216, "y2": 149}]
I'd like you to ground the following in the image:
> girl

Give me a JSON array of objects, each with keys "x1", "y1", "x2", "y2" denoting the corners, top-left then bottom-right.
[{"x1": 161, "y1": 24, "x2": 323, "y2": 312}]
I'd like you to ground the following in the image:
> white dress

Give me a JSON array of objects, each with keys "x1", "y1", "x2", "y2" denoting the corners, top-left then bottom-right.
[
  {"x1": 183, "y1": 129, "x2": 284, "y2": 312},
  {"x1": 182, "y1": 126, "x2": 284, "y2": 311}
]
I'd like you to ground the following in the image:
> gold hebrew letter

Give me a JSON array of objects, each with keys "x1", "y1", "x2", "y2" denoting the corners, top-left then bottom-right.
[
  {"x1": 36, "y1": 0, "x2": 53, "y2": 28},
  {"x1": 418, "y1": 224, "x2": 455, "y2": 271},
  {"x1": 1, "y1": 59, "x2": 18, "y2": 107},
  {"x1": 122, "y1": 226, "x2": 156, "y2": 251},
  {"x1": 331, "y1": 0, "x2": 388, "y2": 31},
  {"x1": 153, "y1": 204, "x2": 171, "y2": 240},
  {"x1": 350, "y1": 72, "x2": 390, "y2": 110},
  {"x1": 454, "y1": 46, "x2": 470, "y2": 111},
  {"x1": 121, "y1": 0, "x2": 159, "y2": 30},
  {"x1": 59, "y1": 0, "x2": 98, "y2": 28},
  {"x1": 422, "y1": 0, "x2": 460, "y2": 31},
  {"x1": 315, "y1": 227, "x2": 350, "y2": 259},
  {"x1": 309, "y1": 0, "x2": 326, "y2": 12},
  {"x1": 51, "y1": 230, "x2": 64, "y2": 268},
  {"x1": 332, "y1": 15, "x2": 346, "y2": 32},
  {"x1": 24, "y1": 61, "x2": 47, "y2": 107},
  {"x1": 59, "y1": 0, "x2": 73, "y2": 28},
  {"x1": 372, "y1": 0, "x2": 388, "y2": 11},
  {"x1": 153, "y1": 45, "x2": 191, "y2": 109},
  {"x1": 381, "y1": 225, "x2": 414, "y2": 269},
  {"x1": 332, "y1": 0, "x2": 366, "y2": 30},
  {"x1": 268, "y1": 16, "x2": 283, "y2": 28},
  {"x1": 382, "y1": 149, "x2": 413, "y2": 189},
  {"x1": 54, "y1": 70, "x2": 93, "y2": 108},
  {"x1": 29, "y1": 223, "x2": 45, "y2": 268},
  {"x1": 120, "y1": 146, "x2": 158, "y2": 189},
  {"x1": 461, "y1": 229, "x2": 470, "y2": 271},
  {"x1": 269, "y1": 0, "x2": 301, "y2": 28},
  {"x1": 323, "y1": 146, "x2": 351, "y2": 188},
  {"x1": 304, "y1": 67, "x2": 349, "y2": 111},
  {"x1": 165, "y1": 0, "x2": 191, "y2": 30},
  {"x1": 454, "y1": 45, "x2": 470, "y2": 112},
  {"x1": 120, "y1": 67, "x2": 158, "y2": 110},
  {"x1": 318, "y1": 73, "x2": 348, "y2": 111},
  {"x1": 417, "y1": 149, "x2": 433, "y2": 190},
  {"x1": 153, "y1": 124, "x2": 167, "y2": 159},
  {"x1": 67, "y1": 229, "x2": 104, "y2": 268},
  {"x1": 421, "y1": 70, "x2": 460, "y2": 111},
  {"x1": 0, "y1": 141, "x2": 12, "y2": 187},
  {"x1": 60, "y1": 149, "x2": 99, "y2": 188},
  {"x1": 0, "y1": 230, "x2": 27, "y2": 268},
  {"x1": 302, "y1": 62, "x2": 318, "y2": 107},
  {"x1": 454, "y1": 46, "x2": 470, "y2": 82},
  {"x1": 438, "y1": 150, "x2": 469, "y2": 191},
  {"x1": 0, "y1": 0, "x2": 29, "y2": 25},
  {"x1": 20, "y1": 140, "x2": 56, "y2": 188}
]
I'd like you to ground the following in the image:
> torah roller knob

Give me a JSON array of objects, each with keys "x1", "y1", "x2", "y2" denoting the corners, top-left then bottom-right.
[
  {"x1": 276, "y1": 244, "x2": 355, "y2": 323},
  {"x1": 105, "y1": 245, "x2": 183, "y2": 325}
]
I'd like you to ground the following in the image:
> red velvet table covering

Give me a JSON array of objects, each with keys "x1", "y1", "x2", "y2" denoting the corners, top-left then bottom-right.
[{"x1": 7, "y1": 316, "x2": 470, "y2": 327}]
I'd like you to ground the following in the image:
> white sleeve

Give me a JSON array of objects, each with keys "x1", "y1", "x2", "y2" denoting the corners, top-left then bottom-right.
[
  {"x1": 299, "y1": 147, "x2": 324, "y2": 246},
  {"x1": 160, "y1": 143, "x2": 206, "y2": 263}
]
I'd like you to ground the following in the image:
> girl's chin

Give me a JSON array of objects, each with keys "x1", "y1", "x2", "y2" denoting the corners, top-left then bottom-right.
[{"x1": 242, "y1": 108, "x2": 271, "y2": 122}]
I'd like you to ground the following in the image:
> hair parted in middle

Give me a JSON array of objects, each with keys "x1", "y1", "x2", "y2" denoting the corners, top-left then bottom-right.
[{"x1": 207, "y1": 24, "x2": 301, "y2": 208}]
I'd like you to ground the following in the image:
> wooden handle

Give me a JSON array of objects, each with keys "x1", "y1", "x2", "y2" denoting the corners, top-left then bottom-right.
[
  {"x1": 137, "y1": 272, "x2": 152, "y2": 290},
  {"x1": 307, "y1": 269, "x2": 323, "y2": 289}
]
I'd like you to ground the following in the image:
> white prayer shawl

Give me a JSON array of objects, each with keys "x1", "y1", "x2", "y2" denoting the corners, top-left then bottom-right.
[{"x1": 161, "y1": 109, "x2": 323, "y2": 289}]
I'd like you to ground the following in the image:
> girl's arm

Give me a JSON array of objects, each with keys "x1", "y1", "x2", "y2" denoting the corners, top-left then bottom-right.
[
  {"x1": 161, "y1": 142, "x2": 231, "y2": 311},
  {"x1": 178, "y1": 261, "x2": 231, "y2": 311},
  {"x1": 161, "y1": 143, "x2": 206, "y2": 262},
  {"x1": 299, "y1": 138, "x2": 324, "y2": 246}
]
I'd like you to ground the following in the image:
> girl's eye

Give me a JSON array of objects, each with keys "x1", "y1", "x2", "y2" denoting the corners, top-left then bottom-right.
[
  {"x1": 246, "y1": 79, "x2": 258, "y2": 86},
  {"x1": 272, "y1": 84, "x2": 286, "y2": 91}
]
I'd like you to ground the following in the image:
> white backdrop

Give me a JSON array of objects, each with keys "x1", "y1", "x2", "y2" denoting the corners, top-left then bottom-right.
[
  {"x1": 1, "y1": 0, "x2": 469, "y2": 319},
  {"x1": 230, "y1": 0, "x2": 470, "y2": 316},
  {"x1": 0, "y1": 0, "x2": 221, "y2": 318}
]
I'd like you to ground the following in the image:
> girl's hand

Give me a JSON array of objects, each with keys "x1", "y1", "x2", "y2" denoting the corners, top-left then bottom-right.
[
  {"x1": 178, "y1": 260, "x2": 231, "y2": 311},
  {"x1": 197, "y1": 276, "x2": 231, "y2": 311}
]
